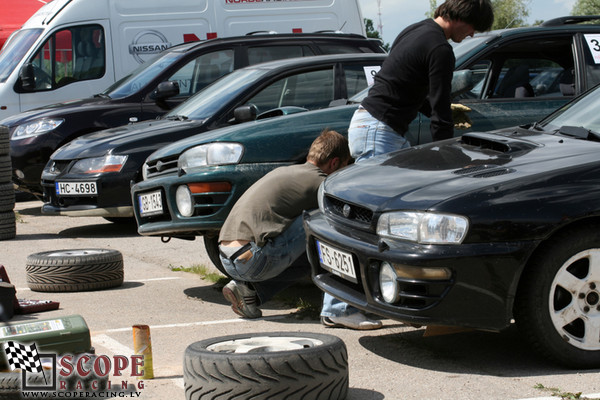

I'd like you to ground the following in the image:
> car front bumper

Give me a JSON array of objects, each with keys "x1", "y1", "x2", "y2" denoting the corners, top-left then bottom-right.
[
  {"x1": 304, "y1": 210, "x2": 539, "y2": 331},
  {"x1": 131, "y1": 162, "x2": 290, "y2": 237}
]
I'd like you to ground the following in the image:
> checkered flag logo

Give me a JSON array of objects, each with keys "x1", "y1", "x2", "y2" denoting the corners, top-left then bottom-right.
[{"x1": 3, "y1": 341, "x2": 43, "y2": 374}]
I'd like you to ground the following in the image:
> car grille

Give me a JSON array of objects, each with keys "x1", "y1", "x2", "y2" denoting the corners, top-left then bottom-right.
[
  {"x1": 47, "y1": 160, "x2": 72, "y2": 175},
  {"x1": 145, "y1": 156, "x2": 179, "y2": 179},
  {"x1": 324, "y1": 195, "x2": 373, "y2": 225}
]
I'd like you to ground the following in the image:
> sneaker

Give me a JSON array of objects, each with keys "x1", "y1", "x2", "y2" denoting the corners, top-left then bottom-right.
[
  {"x1": 321, "y1": 312, "x2": 382, "y2": 330},
  {"x1": 222, "y1": 280, "x2": 262, "y2": 319}
]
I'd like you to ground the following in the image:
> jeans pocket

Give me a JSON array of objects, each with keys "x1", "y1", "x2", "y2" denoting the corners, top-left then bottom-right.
[{"x1": 349, "y1": 123, "x2": 374, "y2": 159}]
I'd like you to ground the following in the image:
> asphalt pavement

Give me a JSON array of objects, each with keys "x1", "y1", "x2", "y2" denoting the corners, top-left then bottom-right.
[{"x1": 1, "y1": 200, "x2": 599, "y2": 400}]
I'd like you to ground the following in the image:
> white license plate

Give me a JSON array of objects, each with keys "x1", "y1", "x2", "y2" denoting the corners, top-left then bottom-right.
[
  {"x1": 316, "y1": 240, "x2": 357, "y2": 282},
  {"x1": 55, "y1": 181, "x2": 97, "y2": 196},
  {"x1": 138, "y1": 191, "x2": 163, "y2": 216}
]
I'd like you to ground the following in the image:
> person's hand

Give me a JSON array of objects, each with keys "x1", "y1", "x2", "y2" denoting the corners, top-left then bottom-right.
[{"x1": 452, "y1": 103, "x2": 472, "y2": 130}]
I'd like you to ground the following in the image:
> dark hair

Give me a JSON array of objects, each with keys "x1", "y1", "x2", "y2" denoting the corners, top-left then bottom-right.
[
  {"x1": 435, "y1": 0, "x2": 494, "y2": 32},
  {"x1": 307, "y1": 129, "x2": 350, "y2": 166}
]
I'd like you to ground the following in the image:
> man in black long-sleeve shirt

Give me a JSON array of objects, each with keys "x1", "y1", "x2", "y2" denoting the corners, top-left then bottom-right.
[{"x1": 348, "y1": 0, "x2": 494, "y2": 161}]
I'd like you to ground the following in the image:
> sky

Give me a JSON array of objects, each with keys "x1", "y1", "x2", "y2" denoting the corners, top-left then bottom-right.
[{"x1": 357, "y1": 0, "x2": 577, "y2": 45}]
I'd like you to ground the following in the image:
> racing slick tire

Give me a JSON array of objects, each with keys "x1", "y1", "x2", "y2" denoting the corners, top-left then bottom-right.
[
  {"x1": 514, "y1": 225, "x2": 600, "y2": 368},
  {"x1": 183, "y1": 331, "x2": 348, "y2": 400},
  {"x1": 26, "y1": 249, "x2": 124, "y2": 292}
]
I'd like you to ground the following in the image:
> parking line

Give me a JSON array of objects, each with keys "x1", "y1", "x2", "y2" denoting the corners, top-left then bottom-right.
[
  {"x1": 98, "y1": 315, "x2": 286, "y2": 334},
  {"x1": 16, "y1": 277, "x2": 182, "y2": 292},
  {"x1": 516, "y1": 394, "x2": 600, "y2": 400}
]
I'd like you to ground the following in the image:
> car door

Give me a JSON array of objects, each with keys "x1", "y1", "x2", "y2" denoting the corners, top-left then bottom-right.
[{"x1": 414, "y1": 34, "x2": 578, "y2": 145}]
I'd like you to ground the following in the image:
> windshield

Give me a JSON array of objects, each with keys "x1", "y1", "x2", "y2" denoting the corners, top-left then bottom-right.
[
  {"x1": 102, "y1": 52, "x2": 182, "y2": 99},
  {"x1": 0, "y1": 29, "x2": 43, "y2": 83},
  {"x1": 166, "y1": 68, "x2": 266, "y2": 120},
  {"x1": 542, "y1": 85, "x2": 600, "y2": 133},
  {"x1": 452, "y1": 34, "x2": 491, "y2": 62}
]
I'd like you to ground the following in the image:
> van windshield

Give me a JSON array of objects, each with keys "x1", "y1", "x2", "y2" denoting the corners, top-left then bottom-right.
[
  {"x1": 166, "y1": 68, "x2": 266, "y2": 120},
  {"x1": 102, "y1": 52, "x2": 183, "y2": 99},
  {"x1": 0, "y1": 29, "x2": 43, "y2": 83}
]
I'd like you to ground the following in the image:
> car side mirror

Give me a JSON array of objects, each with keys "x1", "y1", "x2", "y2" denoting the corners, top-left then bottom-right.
[
  {"x1": 451, "y1": 70, "x2": 475, "y2": 98},
  {"x1": 233, "y1": 104, "x2": 258, "y2": 123},
  {"x1": 153, "y1": 81, "x2": 179, "y2": 101},
  {"x1": 19, "y1": 63, "x2": 36, "y2": 91}
]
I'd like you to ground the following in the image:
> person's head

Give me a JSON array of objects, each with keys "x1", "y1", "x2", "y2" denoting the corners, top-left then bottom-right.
[
  {"x1": 435, "y1": 0, "x2": 494, "y2": 42},
  {"x1": 307, "y1": 129, "x2": 351, "y2": 175}
]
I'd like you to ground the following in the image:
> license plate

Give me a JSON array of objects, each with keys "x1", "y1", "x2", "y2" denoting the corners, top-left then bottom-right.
[
  {"x1": 55, "y1": 181, "x2": 97, "y2": 196},
  {"x1": 138, "y1": 191, "x2": 163, "y2": 216},
  {"x1": 316, "y1": 240, "x2": 357, "y2": 282}
]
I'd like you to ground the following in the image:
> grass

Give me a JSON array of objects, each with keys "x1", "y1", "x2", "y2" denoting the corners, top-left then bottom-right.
[
  {"x1": 168, "y1": 264, "x2": 228, "y2": 286},
  {"x1": 534, "y1": 384, "x2": 600, "y2": 400},
  {"x1": 14, "y1": 211, "x2": 24, "y2": 223}
]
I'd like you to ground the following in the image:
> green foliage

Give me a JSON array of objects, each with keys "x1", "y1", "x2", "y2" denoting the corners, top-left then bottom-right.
[
  {"x1": 491, "y1": 0, "x2": 530, "y2": 29},
  {"x1": 168, "y1": 263, "x2": 228, "y2": 285},
  {"x1": 363, "y1": 18, "x2": 390, "y2": 51},
  {"x1": 572, "y1": 0, "x2": 600, "y2": 16}
]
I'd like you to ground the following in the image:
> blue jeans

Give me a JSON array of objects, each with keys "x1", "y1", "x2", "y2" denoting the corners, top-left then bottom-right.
[
  {"x1": 219, "y1": 215, "x2": 309, "y2": 304},
  {"x1": 348, "y1": 107, "x2": 410, "y2": 162}
]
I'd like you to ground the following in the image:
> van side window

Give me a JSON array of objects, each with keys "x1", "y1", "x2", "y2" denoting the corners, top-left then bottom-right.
[
  {"x1": 168, "y1": 49, "x2": 234, "y2": 97},
  {"x1": 247, "y1": 46, "x2": 314, "y2": 64},
  {"x1": 27, "y1": 24, "x2": 105, "y2": 91}
]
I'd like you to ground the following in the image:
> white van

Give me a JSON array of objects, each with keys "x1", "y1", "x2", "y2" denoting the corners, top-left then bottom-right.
[{"x1": 0, "y1": 0, "x2": 365, "y2": 119}]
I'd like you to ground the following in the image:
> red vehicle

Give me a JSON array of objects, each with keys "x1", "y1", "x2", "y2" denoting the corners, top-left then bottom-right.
[{"x1": 0, "y1": 0, "x2": 46, "y2": 50}]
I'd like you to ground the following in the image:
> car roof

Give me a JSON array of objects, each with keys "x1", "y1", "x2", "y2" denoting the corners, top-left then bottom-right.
[
  {"x1": 238, "y1": 53, "x2": 386, "y2": 72},
  {"x1": 165, "y1": 32, "x2": 383, "y2": 54}
]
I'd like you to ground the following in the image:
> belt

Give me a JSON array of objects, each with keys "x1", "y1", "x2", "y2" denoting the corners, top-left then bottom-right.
[{"x1": 219, "y1": 242, "x2": 252, "y2": 261}]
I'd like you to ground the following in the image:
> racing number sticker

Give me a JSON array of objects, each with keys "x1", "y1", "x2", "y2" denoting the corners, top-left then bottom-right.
[
  {"x1": 584, "y1": 34, "x2": 600, "y2": 64},
  {"x1": 364, "y1": 66, "x2": 381, "y2": 86}
]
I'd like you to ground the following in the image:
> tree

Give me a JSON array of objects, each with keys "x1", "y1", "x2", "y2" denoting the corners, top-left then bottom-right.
[
  {"x1": 426, "y1": 0, "x2": 530, "y2": 29},
  {"x1": 364, "y1": 18, "x2": 390, "y2": 51},
  {"x1": 572, "y1": 0, "x2": 600, "y2": 15}
]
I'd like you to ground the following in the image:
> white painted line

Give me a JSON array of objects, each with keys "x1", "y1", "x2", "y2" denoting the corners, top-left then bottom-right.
[
  {"x1": 98, "y1": 315, "x2": 286, "y2": 334},
  {"x1": 516, "y1": 394, "x2": 600, "y2": 400},
  {"x1": 93, "y1": 333, "x2": 134, "y2": 356},
  {"x1": 16, "y1": 277, "x2": 182, "y2": 291}
]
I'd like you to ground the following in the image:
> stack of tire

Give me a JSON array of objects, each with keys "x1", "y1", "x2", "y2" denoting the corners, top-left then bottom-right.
[{"x1": 0, "y1": 125, "x2": 15, "y2": 241}]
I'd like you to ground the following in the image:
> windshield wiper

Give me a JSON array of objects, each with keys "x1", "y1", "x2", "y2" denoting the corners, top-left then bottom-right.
[
  {"x1": 93, "y1": 93, "x2": 111, "y2": 99},
  {"x1": 557, "y1": 125, "x2": 600, "y2": 141},
  {"x1": 529, "y1": 121, "x2": 545, "y2": 131},
  {"x1": 165, "y1": 115, "x2": 188, "y2": 121}
]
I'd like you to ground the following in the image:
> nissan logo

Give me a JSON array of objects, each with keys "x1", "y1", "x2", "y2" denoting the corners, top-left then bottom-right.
[{"x1": 129, "y1": 30, "x2": 172, "y2": 64}]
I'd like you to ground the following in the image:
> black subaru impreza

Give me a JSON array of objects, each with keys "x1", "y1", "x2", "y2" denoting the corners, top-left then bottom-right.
[{"x1": 304, "y1": 83, "x2": 600, "y2": 369}]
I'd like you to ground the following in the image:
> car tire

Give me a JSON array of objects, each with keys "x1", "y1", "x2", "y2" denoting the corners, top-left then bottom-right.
[
  {"x1": 514, "y1": 225, "x2": 600, "y2": 368},
  {"x1": 26, "y1": 249, "x2": 124, "y2": 292},
  {"x1": 0, "y1": 155, "x2": 11, "y2": 184},
  {"x1": 203, "y1": 234, "x2": 230, "y2": 277},
  {"x1": 0, "y1": 211, "x2": 16, "y2": 241},
  {"x1": 183, "y1": 332, "x2": 348, "y2": 400},
  {"x1": 0, "y1": 183, "x2": 15, "y2": 212},
  {"x1": 0, "y1": 126, "x2": 8, "y2": 156}
]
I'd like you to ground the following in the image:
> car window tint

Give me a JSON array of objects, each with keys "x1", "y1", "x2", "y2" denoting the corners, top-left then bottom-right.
[
  {"x1": 245, "y1": 68, "x2": 335, "y2": 114},
  {"x1": 454, "y1": 61, "x2": 491, "y2": 100},
  {"x1": 247, "y1": 46, "x2": 314, "y2": 64},
  {"x1": 169, "y1": 49, "x2": 234, "y2": 97},
  {"x1": 29, "y1": 24, "x2": 105, "y2": 91},
  {"x1": 317, "y1": 44, "x2": 372, "y2": 54},
  {"x1": 474, "y1": 36, "x2": 574, "y2": 99},
  {"x1": 343, "y1": 64, "x2": 375, "y2": 98},
  {"x1": 583, "y1": 42, "x2": 600, "y2": 90}
]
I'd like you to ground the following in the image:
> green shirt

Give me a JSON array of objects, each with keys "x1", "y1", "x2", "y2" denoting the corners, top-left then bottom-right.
[{"x1": 219, "y1": 162, "x2": 326, "y2": 247}]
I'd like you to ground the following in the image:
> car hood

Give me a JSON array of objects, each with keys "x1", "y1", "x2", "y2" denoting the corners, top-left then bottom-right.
[
  {"x1": 51, "y1": 118, "x2": 205, "y2": 160},
  {"x1": 0, "y1": 97, "x2": 107, "y2": 127},
  {"x1": 323, "y1": 127, "x2": 600, "y2": 212}
]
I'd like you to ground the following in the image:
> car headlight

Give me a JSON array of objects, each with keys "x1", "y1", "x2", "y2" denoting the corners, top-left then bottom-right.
[
  {"x1": 178, "y1": 143, "x2": 243, "y2": 172},
  {"x1": 11, "y1": 119, "x2": 64, "y2": 140},
  {"x1": 70, "y1": 155, "x2": 128, "y2": 174},
  {"x1": 376, "y1": 211, "x2": 468, "y2": 244},
  {"x1": 317, "y1": 182, "x2": 325, "y2": 213}
]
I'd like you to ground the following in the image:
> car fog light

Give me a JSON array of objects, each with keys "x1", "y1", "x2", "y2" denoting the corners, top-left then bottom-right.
[
  {"x1": 176, "y1": 185, "x2": 194, "y2": 217},
  {"x1": 379, "y1": 262, "x2": 400, "y2": 304}
]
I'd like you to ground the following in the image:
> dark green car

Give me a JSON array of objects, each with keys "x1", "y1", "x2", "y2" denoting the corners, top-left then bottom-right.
[{"x1": 132, "y1": 16, "x2": 600, "y2": 272}]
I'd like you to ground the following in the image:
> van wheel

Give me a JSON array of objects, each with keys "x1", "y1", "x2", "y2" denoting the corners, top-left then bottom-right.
[
  {"x1": 183, "y1": 332, "x2": 348, "y2": 400},
  {"x1": 26, "y1": 249, "x2": 124, "y2": 292},
  {"x1": 515, "y1": 226, "x2": 600, "y2": 368},
  {"x1": 203, "y1": 235, "x2": 229, "y2": 277}
]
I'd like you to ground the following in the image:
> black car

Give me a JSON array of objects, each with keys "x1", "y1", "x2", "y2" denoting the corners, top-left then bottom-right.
[
  {"x1": 304, "y1": 83, "x2": 600, "y2": 368},
  {"x1": 4, "y1": 33, "x2": 384, "y2": 195},
  {"x1": 40, "y1": 53, "x2": 386, "y2": 220}
]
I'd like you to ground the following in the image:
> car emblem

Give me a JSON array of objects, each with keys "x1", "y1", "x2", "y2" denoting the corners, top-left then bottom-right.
[
  {"x1": 342, "y1": 204, "x2": 352, "y2": 218},
  {"x1": 49, "y1": 162, "x2": 56, "y2": 173},
  {"x1": 155, "y1": 161, "x2": 164, "y2": 172}
]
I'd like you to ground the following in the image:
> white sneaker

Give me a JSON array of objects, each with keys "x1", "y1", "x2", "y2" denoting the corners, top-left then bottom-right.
[
  {"x1": 321, "y1": 312, "x2": 382, "y2": 330},
  {"x1": 222, "y1": 280, "x2": 262, "y2": 319}
]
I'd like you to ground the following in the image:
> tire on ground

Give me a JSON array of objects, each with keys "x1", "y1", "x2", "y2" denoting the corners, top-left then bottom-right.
[
  {"x1": 26, "y1": 249, "x2": 124, "y2": 292},
  {"x1": 0, "y1": 182, "x2": 15, "y2": 212},
  {"x1": 0, "y1": 211, "x2": 16, "y2": 241},
  {"x1": 0, "y1": 155, "x2": 11, "y2": 184},
  {"x1": 183, "y1": 331, "x2": 348, "y2": 400}
]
